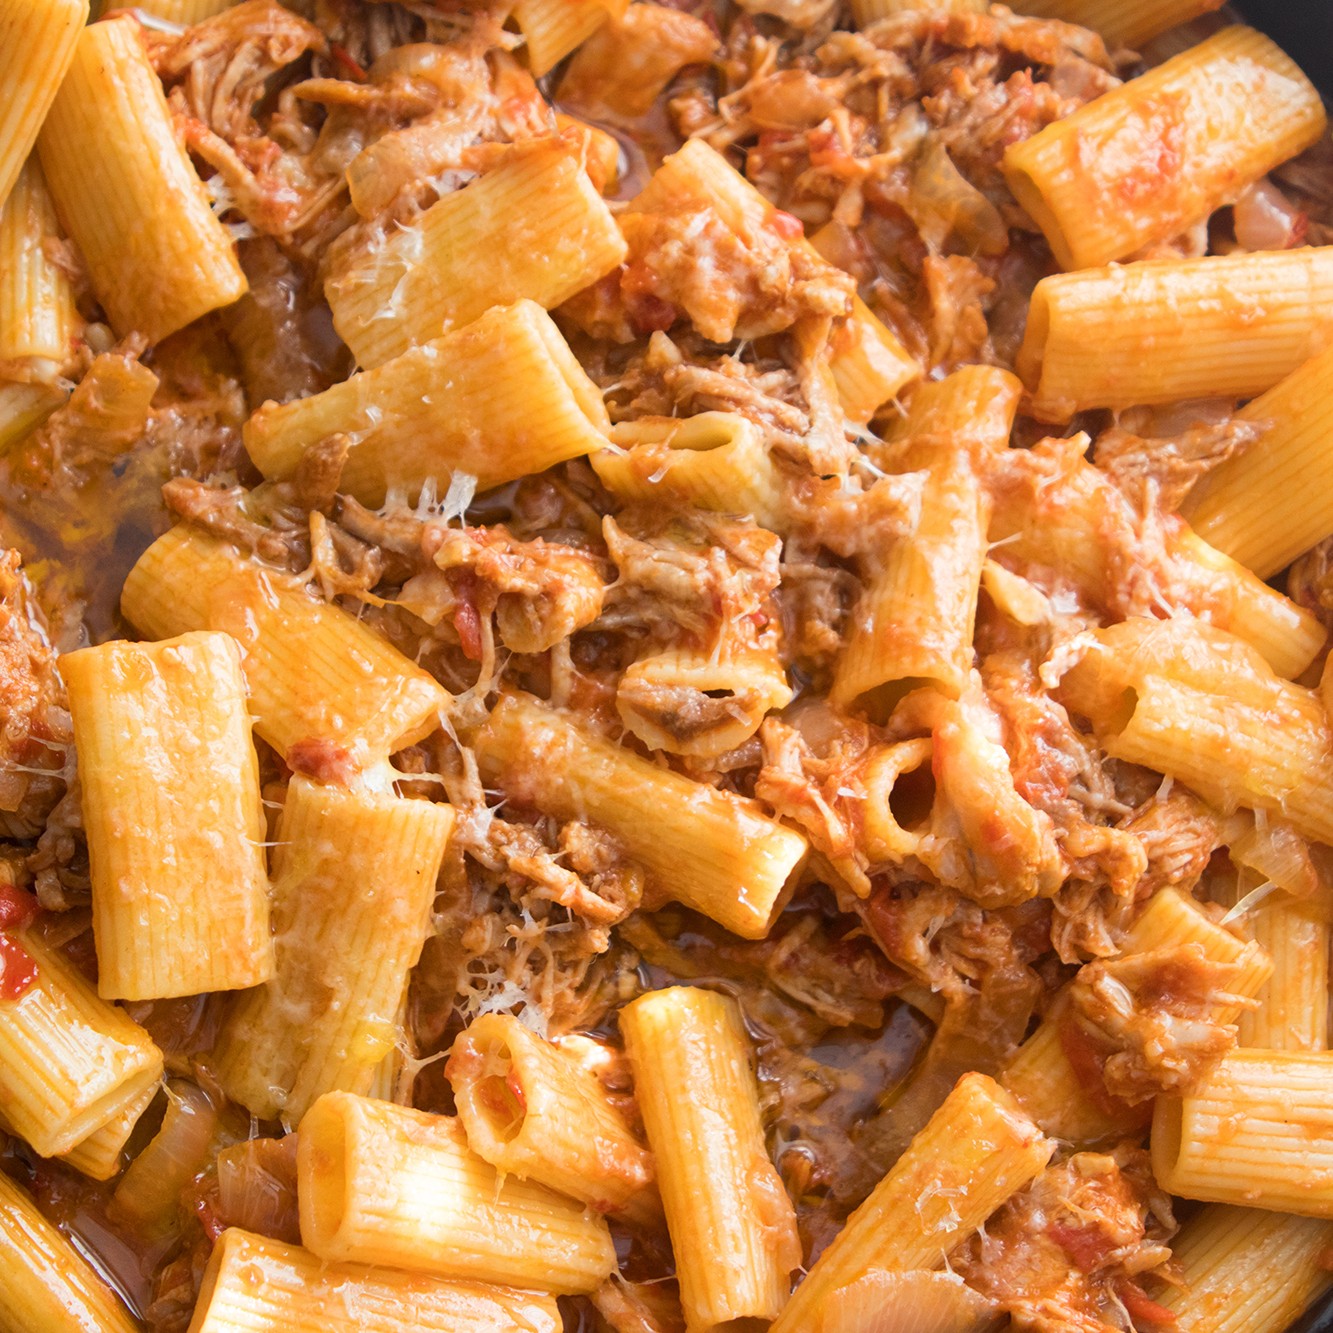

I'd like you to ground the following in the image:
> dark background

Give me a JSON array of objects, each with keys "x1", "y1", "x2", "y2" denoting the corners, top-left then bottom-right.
[{"x1": 1238, "y1": 0, "x2": 1333, "y2": 95}]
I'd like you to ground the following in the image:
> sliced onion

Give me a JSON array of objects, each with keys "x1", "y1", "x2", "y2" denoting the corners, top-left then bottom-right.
[
  {"x1": 215, "y1": 1134, "x2": 301, "y2": 1243},
  {"x1": 907, "y1": 141, "x2": 1008, "y2": 257},
  {"x1": 110, "y1": 1081, "x2": 218, "y2": 1234},
  {"x1": 820, "y1": 1270, "x2": 1000, "y2": 1333},
  {"x1": 1232, "y1": 178, "x2": 1306, "y2": 253}
]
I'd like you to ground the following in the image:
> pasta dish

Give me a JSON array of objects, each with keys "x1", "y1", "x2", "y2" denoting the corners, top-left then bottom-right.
[{"x1": 1, "y1": 0, "x2": 1333, "y2": 1328}]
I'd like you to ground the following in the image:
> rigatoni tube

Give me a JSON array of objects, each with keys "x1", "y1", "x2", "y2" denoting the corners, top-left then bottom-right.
[
  {"x1": 121, "y1": 525, "x2": 449, "y2": 771},
  {"x1": 633, "y1": 140, "x2": 915, "y2": 413},
  {"x1": 832, "y1": 452, "x2": 989, "y2": 719},
  {"x1": 621, "y1": 987, "x2": 799, "y2": 1330},
  {"x1": 244, "y1": 301, "x2": 610, "y2": 506},
  {"x1": 0, "y1": 926, "x2": 163, "y2": 1160},
  {"x1": 1237, "y1": 893, "x2": 1329, "y2": 1052},
  {"x1": 595, "y1": 412, "x2": 788, "y2": 533},
  {"x1": 214, "y1": 778, "x2": 453, "y2": 1126},
  {"x1": 852, "y1": 0, "x2": 985, "y2": 20},
  {"x1": 831, "y1": 367, "x2": 1019, "y2": 718},
  {"x1": 989, "y1": 440, "x2": 1325, "y2": 680},
  {"x1": 511, "y1": 0, "x2": 627, "y2": 77},
  {"x1": 1001, "y1": 886, "x2": 1271, "y2": 1145},
  {"x1": 190, "y1": 1228, "x2": 562, "y2": 1333},
  {"x1": 297, "y1": 1093, "x2": 615, "y2": 1294},
  {"x1": 1008, "y1": 0, "x2": 1223, "y2": 49},
  {"x1": 1153, "y1": 1050, "x2": 1333, "y2": 1216},
  {"x1": 0, "y1": 1170, "x2": 139, "y2": 1333},
  {"x1": 0, "y1": 0, "x2": 87, "y2": 214},
  {"x1": 62, "y1": 631, "x2": 273, "y2": 1001},
  {"x1": 616, "y1": 645, "x2": 793, "y2": 759},
  {"x1": 0, "y1": 158, "x2": 79, "y2": 373},
  {"x1": 1058, "y1": 618, "x2": 1333, "y2": 847},
  {"x1": 1003, "y1": 26, "x2": 1325, "y2": 270},
  {"x1": 326, "y1": 139, "x2": 626, "y2": 369},
  {"x1": 58, "y1": 1083, "x2": 157, "y2": 1183},
  {"x1": 1017, "y1": 248, "x2": 1333, "y2": 421},
  {"x1": 770, "y1": 1073, "x2": 1052, "y2": 1332},
  {"x1": 1183, "y1": 340, "x2": 1333, "y2": 579},
  {"x1": 1160, "y1": 1204, "x2": 1333, "y2": 1333},
  {"x1": 38, "y1": 17, "x2": 246, "y2": 344},
  {"x1": 470, "y1": 692, "x2": 808, "y2": 940},
  {"x1": 448, "y1": 1013, "x2": 657, "y2": 1223}
]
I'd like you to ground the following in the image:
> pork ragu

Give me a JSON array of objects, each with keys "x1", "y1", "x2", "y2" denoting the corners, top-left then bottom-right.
[{"x1": 1, "y1": 0, "x2": 1332, "y2": 1330}]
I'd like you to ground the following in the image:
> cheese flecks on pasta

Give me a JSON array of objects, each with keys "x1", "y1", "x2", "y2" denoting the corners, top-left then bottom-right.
[{"x1": 4, "y1": 2, "x2": 1333, "y2": 1331}]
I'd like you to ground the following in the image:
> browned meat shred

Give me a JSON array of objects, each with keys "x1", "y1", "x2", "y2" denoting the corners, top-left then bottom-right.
[
  {"x1": 952, "y1": 1147, "x2": 1177, "y2": 1333},
  {"x1": 0, "y1": 552, "x2": 71, "y2": 838},
  {"x1": 6, "y1": 2, "x2": 1325, "y2": 1327},
  {"x1": 1065, "y1": 941, "x2": 1259, "y2": 1105}
]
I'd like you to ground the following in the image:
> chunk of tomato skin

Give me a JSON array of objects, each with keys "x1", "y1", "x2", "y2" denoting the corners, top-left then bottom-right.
[
  {"x1": 0, "y1": 935, "x2": 39, "y2": 1001},
  {"x1": 629, "y1": 294, "x2": 677, "y2": 334},
  {"x1": 769, "y1": 209, "x2": 804, "y2": 241},
  {"x1": 1117, "y1": 1279, "x2": 1178, "y2": 1326},
  {"x1": 0, "y1": 881, "x2": 38, "y2": 931},
  {"x1": 450, "y1": 570, "x2": 484, "y2": 662},
  {"x1": 1057, "y1": 1015, "x2": 1153, "y2": 1130}
]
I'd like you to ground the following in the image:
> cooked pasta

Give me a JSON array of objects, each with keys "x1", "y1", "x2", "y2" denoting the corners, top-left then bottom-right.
[{"x1": 3, "y1": 3, "x2": 1333, "y2": 1331}]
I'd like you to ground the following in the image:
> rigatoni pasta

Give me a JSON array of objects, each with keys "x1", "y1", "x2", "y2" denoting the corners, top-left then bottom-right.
[
  {"x1": 1018, "y1": 247, "x2": 1333, "y2": 420},
  {"x1": 448, "y1": 1013, "x2": 656, "y2": 1224},
  {"x1": 16, "y1": 3, "x2": 1333, "y2": 1330},
  {"x1": 988, "y1": 437, "x2": 1325, "y2": 680},
  {"x1": 770, "y1": 1074, "x2": 1053, "y2": 1333},
  {"x1": 37, "y1": 16, "x2": 246, "y2": 344},
  {"x1": 0, "y1": 0, "x2": 87, "y2": 214},
  {"x1": 1058, "y1": 618, "x2": 1333, "y2": 847},
  {"x1": 0, "y1": 925, "x2": 163, "y2": 1159},
  {"x1": 0, "y1": 159, "x2": 78, "y2": 374},
  {"x1": 121, "y1": 526, "x2": 448, "y2": 772},
  {"x1": 1010, "y1": 0, "x2": 1224, "y2": 48},
  {"x1": 62, "y1": 631, "x2": 273, "y2": 1000},
  {"x1": 1004, "y1": 26, "x2": 1325, "y2": 270},
  {"x1": 1237, "y1": 892, "x2": 1329, "y2": 1052},
  {"x1": 0, "y1": 1169, "x2": 139, "y2": 1333},
  {"x1": 326, "y1": 140, "x2": 626, "y2": 369},
  {"x1": 1001, "y1": 886, "x2": 1272, "y2": 1143},
  {"x1": 594, "y1": 413, "x2": 788, "y2": 532},
  {"x1": 470, "y1": 691, "x2": 808, "y2": 939},
  {"x1": 1183, "y1": 340, "x2": 1333, "y2": 578},
  {"x1": 190, "y1": 1228, "x2": 562, "y2": 1333},
  {"x1": 1153, "y1": 1050, "x2": 1333, "y2": 1216},
  {"x1": 852, "y1": 0, "x2": 985, "y2": 21},
  {"x1": 244, "y1": 301, "x2": 610, "y2": 505},
  {"x1": 630, "y1": 139, "x2": 918, "y2": 416},
  {"x1": 214, "y1": 777, "x2": 453, "y2": 1125},
  {"x1": 1161, "y1": 1204, "x2": 1333, "y2": 1333},
  {"x1": 59, "y1": 1083, "x2": 158, "y2": 1183},
  {"x1": 616, "y1": 645, "x2": 793, "y2": 758},
  {"x1": 512, "y1": 0, "x2": 628, "y2": 77},
  {"x1": 297, "y1": 1093, "x2": 615, "y2": 1293},
  {"x1": 621, "y1": 987, "x2": 799, "y2": 1329}
]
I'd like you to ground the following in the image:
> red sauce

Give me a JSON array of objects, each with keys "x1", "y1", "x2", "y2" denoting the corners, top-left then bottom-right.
[
  {"x1": 451, "y1": 570, "x2": 484, "y2": 662},
  {"x1": 0, "y1": 884, "x2": 40, "y2": 1000},
  {"x1": 0, "y1": 937, "x2": 39, "y2": 1001},
  {"x1": 287, "y1": 736, "x2": 357, "y2": 786},
  {"x1": 769, "y1": 209, "x2": 805, "y2": 241},
  {"x1": 1058, "y1": 1014, "x2": 1153, "y2": 1131},
  {"x1": 1118, "y1": 1278, "x2": 1179, "y2": 1326}
]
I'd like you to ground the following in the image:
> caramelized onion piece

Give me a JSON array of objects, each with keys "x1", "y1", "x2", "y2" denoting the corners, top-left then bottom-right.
[{"x1": 820, "y1": 1271, "x2": 999, "y2": 1333}]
